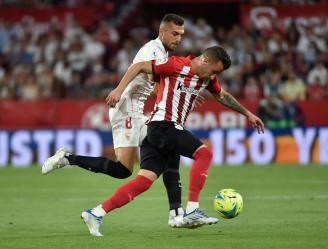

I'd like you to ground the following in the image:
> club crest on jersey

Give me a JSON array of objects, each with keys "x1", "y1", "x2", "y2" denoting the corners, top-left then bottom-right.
[{"x1": 155, "y1": 57, "x2": 168, "y2": 65}]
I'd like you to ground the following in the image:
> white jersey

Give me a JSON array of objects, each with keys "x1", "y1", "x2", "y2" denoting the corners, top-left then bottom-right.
[{"x1": 109, "y1": 38, "x2": 168, "y2": 120}]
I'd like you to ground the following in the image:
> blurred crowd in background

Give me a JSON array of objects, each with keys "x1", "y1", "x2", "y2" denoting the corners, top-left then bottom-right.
[{"x1": 0, "y1": 1, "x2": 327, "y2": 128}]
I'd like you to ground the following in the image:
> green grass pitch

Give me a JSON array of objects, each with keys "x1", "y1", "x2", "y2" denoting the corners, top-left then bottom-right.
[{"x1": 1, "y1": 165, "x2": 328, "y2": 249}]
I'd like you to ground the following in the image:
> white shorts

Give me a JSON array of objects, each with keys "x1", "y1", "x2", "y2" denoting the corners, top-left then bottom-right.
[{"x1": 110, "y1": 115, "x2": 148, "y2": 149}]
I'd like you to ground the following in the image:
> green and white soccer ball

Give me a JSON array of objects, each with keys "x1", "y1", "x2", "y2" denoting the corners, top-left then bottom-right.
[{"x1": 213, "y1": 189, "x2": 243, "y2": 219}]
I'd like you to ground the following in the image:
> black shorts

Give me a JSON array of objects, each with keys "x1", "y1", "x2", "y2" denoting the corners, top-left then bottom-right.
[{"x1": 140, "y1": 121, "x2": 202, "y2": 176}]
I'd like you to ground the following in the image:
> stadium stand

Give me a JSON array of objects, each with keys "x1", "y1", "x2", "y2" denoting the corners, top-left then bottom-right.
[{"x1": 0, "y1": 0, "x2": 327, "y2": 130}]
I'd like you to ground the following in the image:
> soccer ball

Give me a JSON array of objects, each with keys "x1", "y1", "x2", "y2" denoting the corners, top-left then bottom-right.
[{"x1": 213, "y1": 189, "x2": 243, "y2": 219}]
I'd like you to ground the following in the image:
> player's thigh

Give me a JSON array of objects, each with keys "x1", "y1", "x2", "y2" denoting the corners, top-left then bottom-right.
[
  {"x1": 114, "y1": 147, "x2": 138, "y2": 171},
  {"x1": 175, "y1": 129, "x2": 203, "y2": 158},
  {"x1": 111, "y1": 117, "x2": 141, "y2": 149},
  {"x1": 146, "y1": 121, "x2": 176, "y2": 153},
  {"x1": 140, "y1": 140, "x2": 167, "y2": 177}
]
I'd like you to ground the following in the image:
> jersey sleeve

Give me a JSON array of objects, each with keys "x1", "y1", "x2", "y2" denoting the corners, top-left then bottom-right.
[
  {"x1": 151, "y1": 57, "x2": 176, "y2": 76},
  {"x1": 133, "y1": 40, "x2": 166, "y2": 63},
  {"x1": 206, "y1": 77, "x2": 222, "y2": 94},
  {"x1": 133, "y1": 44, "x2": 160, "y2": 63}
]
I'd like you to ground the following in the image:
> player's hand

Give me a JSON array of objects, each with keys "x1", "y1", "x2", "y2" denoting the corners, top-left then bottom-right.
[
  {"x1": 193, "y1": 94, "x2": 206, "y2": 108},
  {"x1": 106, "y1": 88, "x2": 122, "y2": 107},
  {"x1": 247, "y1": 112, "x2": 265, "y2": 134}
]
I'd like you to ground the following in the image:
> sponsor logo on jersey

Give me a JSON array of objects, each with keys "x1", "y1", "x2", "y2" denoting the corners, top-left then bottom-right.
[{"x1": 176, "y1": 81, "x2": 199, "y2": 95}]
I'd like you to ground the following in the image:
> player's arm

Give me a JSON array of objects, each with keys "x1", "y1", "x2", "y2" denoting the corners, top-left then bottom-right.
[
  {"x1": 106, "y1": 61, "x2": 153, "y2": 106},
  {"x1": 146, "y1": 72, "x2": 159, "y2": 96},
  {"x1": 212, "y1": 88, "x2": 265, "y2": 134}
]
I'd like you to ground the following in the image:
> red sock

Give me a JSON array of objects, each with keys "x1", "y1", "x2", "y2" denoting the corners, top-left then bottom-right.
[
  {"x1": 102, "y1": 175, "x2": 153, "y2": 213},
  {"x1": 189, "y1": 146, "x2": 213, "y2": 202}
]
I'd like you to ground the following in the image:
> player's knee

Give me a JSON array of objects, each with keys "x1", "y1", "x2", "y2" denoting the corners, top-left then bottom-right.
[
  {"x1": 114, "y1": 161, "x2": 133, "y2": 179},
  {"x1": 138, "y1": 169, "x2": 158, "y2": 182},
  {"x1": 116, "y1": 169, "x2": 133, "y2": 179},
  {"x1": 103, "y1": 161, "x2": 132, "y2": 179}
]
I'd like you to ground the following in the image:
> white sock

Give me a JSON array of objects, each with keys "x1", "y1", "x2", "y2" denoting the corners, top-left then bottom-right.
[
  {"x1": 186, "y1": 201, "x2": 199, "y2": 213},
  {"x1": 91, "y1": 205, "x2": 106, "y2": 217}
]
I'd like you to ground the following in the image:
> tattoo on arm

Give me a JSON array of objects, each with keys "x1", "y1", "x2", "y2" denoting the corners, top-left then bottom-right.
[{"x1": 214, "y1": 91, "x2": 249, "y2": 116}]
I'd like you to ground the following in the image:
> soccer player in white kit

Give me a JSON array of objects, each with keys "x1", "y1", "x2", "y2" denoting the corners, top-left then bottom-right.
[
  {"x1": 42, "y1": 14, "x2": 212, "y2": 229},
  {"x1": 107, "y1": 14, "x2": 187, "y2": 226}
]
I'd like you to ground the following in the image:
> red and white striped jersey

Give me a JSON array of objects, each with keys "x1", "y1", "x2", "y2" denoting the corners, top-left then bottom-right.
[{"x1": 149, "y1": 56, "x2": 221, "y2": 126}]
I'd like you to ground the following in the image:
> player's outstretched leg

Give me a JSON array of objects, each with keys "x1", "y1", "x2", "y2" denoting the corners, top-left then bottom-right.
[
  {"x1": 42, "y1": 148, "x2": 69, "y2": 175},
  {"x1": 42, "y1": 149, "x2": 132, "y2": 179},
  {"x1": 81, "y1": 171, "x2": 155, "y2": 236},
  {"x1": 66, "y1": 154, "x2": 132, "y2": 179}
]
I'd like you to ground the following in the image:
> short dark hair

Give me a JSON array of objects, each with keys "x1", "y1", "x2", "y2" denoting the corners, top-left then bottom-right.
[
  {"x1": 161, "y1": 13, "x2": 184, "y2": 26},
  {"x1": 203, "y1": 46, "x2": 231, "y2": 70}
]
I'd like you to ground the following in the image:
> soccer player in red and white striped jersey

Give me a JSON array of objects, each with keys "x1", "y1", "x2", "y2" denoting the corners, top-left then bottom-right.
[{"x1": 84, "y1": 46, "x2": 264, "y2": 235}]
